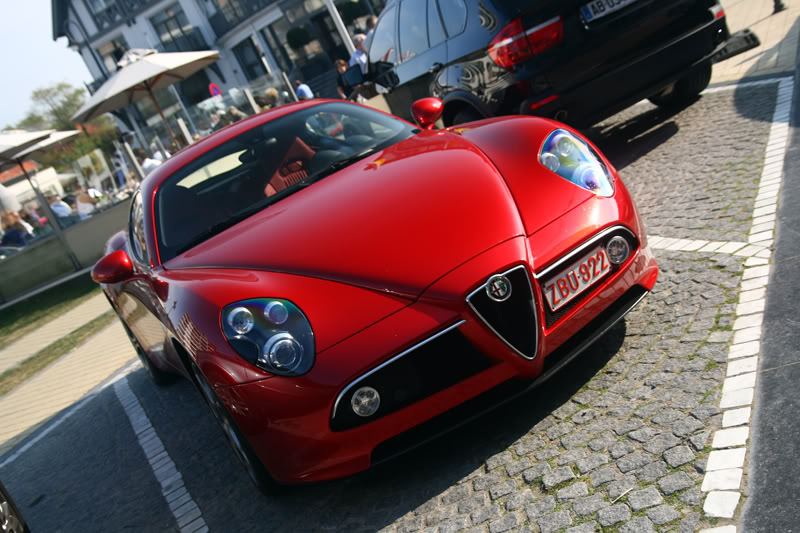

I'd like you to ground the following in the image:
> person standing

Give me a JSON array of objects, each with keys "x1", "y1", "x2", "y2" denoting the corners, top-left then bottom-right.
[
  {"x1": 133, "y1": 148, "x2": 162, "y2": 177},
  {"x1": 348, "y1": 34, "x2": 368, "y2": 74},
  {"x1": 335, "y1": 59, "x2": 354, "y2": 100},
  {"x1": 75, "y1": 188, "x2": 99, "y2": 220},
  {"x1": 48, "y1": 195, "x2": 73, "y2": 218},
  {"x1": 294, "y1": 80, "x2": 314, "y2": 100}
]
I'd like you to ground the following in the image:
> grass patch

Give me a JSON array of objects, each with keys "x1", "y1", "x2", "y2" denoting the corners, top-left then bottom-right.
[
  {"x1": 0, "y1": 274, "x2": 101, "y2": 351},
  {"x1": 0, "y1": 310, "x2": 115, "y2": 398}
]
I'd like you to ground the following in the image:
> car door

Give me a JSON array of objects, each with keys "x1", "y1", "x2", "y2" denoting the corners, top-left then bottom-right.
[
  {"x1": 372, "y1": 0, "x2": 448, "y2": 121},
  {"x1": 116, "y1": 192, "x2": 176, "y2": 371}
]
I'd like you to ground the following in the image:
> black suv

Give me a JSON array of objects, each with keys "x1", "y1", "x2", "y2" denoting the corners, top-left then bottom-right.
[{"x1": 349, "y1": 0, "x2": 731, "y2": 127}]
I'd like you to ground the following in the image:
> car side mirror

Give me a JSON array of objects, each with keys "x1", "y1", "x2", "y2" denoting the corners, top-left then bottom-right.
[
  {"x1": 411, "y1": 97, "x2": 444, "y2": 130},
  {"x1": 92, "y1": 249, "x2": 133, "y2": 284},
  {"x1": 342, "y1": 64, "x2": 365, "y2": 87}
]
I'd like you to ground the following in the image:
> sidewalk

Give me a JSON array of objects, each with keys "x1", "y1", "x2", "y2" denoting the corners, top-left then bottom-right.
[
  {"x1": 0, "y1": 321, "x2": 135, "y2": 456},
  {"x1": 0, "y1": 292, "x2": 111, "y2": 375},
  {"x1": 713, "y1": 0, "x2": 800, "y2": 84}
]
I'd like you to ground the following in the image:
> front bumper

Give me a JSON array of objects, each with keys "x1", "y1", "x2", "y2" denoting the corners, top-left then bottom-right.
[{"x1": 222, "y1": 219, "x2": 658, "y2": 485}]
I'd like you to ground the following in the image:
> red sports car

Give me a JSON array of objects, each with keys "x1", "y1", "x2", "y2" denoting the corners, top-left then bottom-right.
[{"x1": 93, "y1": 97, "x2": 658, "y2": 491}]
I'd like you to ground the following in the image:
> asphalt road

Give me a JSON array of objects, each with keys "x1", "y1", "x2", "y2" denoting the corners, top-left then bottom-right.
[
  {"x1": 0, "y1": 79, "x2": 788, "y2": 533},
  {"x1": 739, "y1": 67, "x2": 800, "y2": 533}
]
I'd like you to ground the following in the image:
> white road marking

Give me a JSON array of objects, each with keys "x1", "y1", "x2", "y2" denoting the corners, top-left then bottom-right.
[
  {"x1": 114, "y1": 378, "x2": 208, "y2": 533},
  {"x1": 652, "y1": 75, "x2": 794, "y2": 529}
]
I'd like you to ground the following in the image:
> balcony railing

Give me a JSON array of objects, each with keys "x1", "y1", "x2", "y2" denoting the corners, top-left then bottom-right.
[
  {"x1": 208, "y1": 0, "x2": 276, "y2": 38},
  {"x1": 157, "y1": 29, "x2": 210, "y2": 53},
  {"x1": 89, "y1": 0, "x2": 161, "y2": 36}
]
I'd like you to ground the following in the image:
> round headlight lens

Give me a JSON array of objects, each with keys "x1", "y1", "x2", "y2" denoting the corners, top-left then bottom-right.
[
  {"x1": 556, "y1": 134, "x2": 578, "y2": 158},
  {"x1": 263, "y1": 332, "x2": 303, "y2": 371},
  {"x1": 606, "y1": 236, "x2": 631, "y2": 265},
  {"x1": 227, "y1": 307, "x2": 254, "y2": 335},
  {"x1": 540, "y1": 152, "x2": 560, "y2": 172},
  {"x1": 264, "y1": 301, "x2": 289, "y2": 325},
  {"x1": 351, "y1": 386, "x2": 381, "y2": 417},
  {"x1": 573, "y1": 163, "x2": 602, "y2": 191}
]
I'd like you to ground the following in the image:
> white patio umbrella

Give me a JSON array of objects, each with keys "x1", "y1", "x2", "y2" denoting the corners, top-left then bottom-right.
[
  {"x1": 0, "y1": 130, "x2": 54, "y2": 161},
  {"x1": 71, "y1": 48, "x2": 221, "y2": 143}
]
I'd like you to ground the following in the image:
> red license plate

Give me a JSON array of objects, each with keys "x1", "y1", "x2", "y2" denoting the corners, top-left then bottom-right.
[{"x1": 544, "y1": 246, "x2": 610, "y2": 311}]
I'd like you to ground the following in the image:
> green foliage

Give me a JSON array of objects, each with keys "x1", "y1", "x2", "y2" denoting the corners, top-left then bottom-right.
[
  {"x1": 12, "y1": 82, "x2": 120, "y2": 172},
  {"x1": 36, "y1": 126, "x2": 118, "y2": 173},
  {"x1": 17, "y1": 82, "x2": 87, "y2": 131}
]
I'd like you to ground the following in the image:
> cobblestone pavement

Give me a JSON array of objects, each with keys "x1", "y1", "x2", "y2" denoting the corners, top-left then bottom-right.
[{"x1": 588, "y1": 85, "x2": 778, "y2": 243}]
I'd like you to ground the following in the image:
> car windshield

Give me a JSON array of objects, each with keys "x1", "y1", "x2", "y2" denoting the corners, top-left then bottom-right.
[{"x1": 155, "y1": 102, "x2": 417, "y2": 262}]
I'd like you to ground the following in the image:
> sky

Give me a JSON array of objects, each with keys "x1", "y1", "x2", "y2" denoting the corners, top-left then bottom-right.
[{"x1": 0, "y1": 1, "x2": 93, "y2": 129}]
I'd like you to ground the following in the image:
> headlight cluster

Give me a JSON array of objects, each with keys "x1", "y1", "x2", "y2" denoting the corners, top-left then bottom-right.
[
  {"x1": 539, "y1": 129, "x2": 614, "y2": 197},
  {"x1": 221, "y1": 299, "x2": 314, "y2": 376}
]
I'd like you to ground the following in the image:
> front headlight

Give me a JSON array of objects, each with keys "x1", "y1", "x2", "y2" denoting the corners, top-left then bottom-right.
[
  {"x1": 539, "y1": 129, "x2": 614, "y2": 197},
  {"x1": 221, "y1": 298, "x2": 314, "y2": 376}
]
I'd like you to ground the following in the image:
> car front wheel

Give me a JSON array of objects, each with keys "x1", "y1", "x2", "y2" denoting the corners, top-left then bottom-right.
[
  {"x1": 190, "y1": 361, "x2": 278, "y2": 495},
  {"x1": 121, "y1": 321, "x2": 175, "y2": 386}
]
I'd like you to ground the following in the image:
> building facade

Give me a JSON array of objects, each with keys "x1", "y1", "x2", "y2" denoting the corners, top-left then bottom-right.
[{"x1": 51, "y1": 0, "x2": 384, "y2": 136}]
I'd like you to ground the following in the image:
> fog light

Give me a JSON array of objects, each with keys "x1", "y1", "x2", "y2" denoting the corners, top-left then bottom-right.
[
  {"x1": 606, "y1": 236, "x2": 630, "y2": 265},
  {"x1": 351, "y1": 386, "x2": 380, "y2": 417},
  {"x1": 227, "y1": 307, "x2": 254, "y2": 335}
]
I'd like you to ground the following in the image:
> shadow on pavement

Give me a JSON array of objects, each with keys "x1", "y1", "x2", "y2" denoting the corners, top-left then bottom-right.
[
  {"x1": 731, "y1": 16, "x2": 800, "y2": 122},
  {"x1": 2, "y1": 320, "x2": 626, "y2": 531}
]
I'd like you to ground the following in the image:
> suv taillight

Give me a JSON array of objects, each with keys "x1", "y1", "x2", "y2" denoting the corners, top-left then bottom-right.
[{"x1": 489, "y1": 17, "x2": 564, "y2": 68}]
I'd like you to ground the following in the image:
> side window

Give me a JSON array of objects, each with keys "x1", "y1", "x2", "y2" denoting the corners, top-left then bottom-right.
[
  {"x1": 438, "y1": 0, "x2": 467, "y2": 37},
  {"x1": 129, "y1": 192, "x2": 149, "y2": 265},
  {"x1": 398, "y1": 0, "x2": 429, "y2": 62},
  {"x1": 368, "y1": 7, "x2": 398, "y2": 65},
  {"x1": 428, "y1": 0, "x2": 446, "y2": 47}
]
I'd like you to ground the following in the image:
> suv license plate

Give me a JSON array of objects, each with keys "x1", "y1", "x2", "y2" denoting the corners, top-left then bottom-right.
[
  {"x1": 581, "y1": 0, "x2": 638, "y2": 22},
  {"x1": 544, "y1": 246, "x2": 610, "y2": 312}
]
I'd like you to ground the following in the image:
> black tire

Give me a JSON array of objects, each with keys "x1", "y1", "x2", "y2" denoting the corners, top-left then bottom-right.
[
  {"x1": 121, "y1": 321, "x2": 175, "y2": 386},
  {"x1": 451, "y1": 107, "x2": 484, "y2": 126},
  {"x1": 190, "y1": 361, "x2": 279, "y2": 495},
  {"x1": 649, "y1": 60, "x2": 712, "y2": 108}
]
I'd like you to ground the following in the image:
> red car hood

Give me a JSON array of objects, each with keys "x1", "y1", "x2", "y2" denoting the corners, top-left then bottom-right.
[{"x1": 166, "y1": 126, "x2": 592, "y2": 298}]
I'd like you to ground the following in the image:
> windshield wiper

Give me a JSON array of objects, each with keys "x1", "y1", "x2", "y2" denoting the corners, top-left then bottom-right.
[{"x1": 302, "y1": 147, "x2": 382, "y2": 185}]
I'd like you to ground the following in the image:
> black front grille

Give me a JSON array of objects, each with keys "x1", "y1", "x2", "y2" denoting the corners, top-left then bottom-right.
[
  {"x1": 371, "y1": 284, "x2": 650, "y2": 467},
  {"x1": 330, "y1": 326, "x2": 494, "y2": 432},
  {"x1": 467, "y1": 266, "x2": 538, "y2": 359},
  {"x1": 539, "y1": 228, "x2": 638, "y2": 328}
]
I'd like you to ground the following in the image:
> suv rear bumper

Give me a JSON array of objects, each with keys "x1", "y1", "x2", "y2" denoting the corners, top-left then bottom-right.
[{"x1": 520, "y1": 16, "x2": 730, "y2": 126}]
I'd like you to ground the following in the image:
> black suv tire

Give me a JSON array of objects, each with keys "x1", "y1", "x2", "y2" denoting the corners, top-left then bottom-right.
[{"x1": 649, "y1": 60, "x2": 712, "y2": 108}]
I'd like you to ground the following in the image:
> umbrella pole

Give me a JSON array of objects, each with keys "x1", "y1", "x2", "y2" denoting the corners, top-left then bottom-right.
[
  {"x1": 17, "y1": 160, "x2": 82, "y2": 270},
  {"x1": 146, "y1": 85, "x2": 179, "y2": 147}
]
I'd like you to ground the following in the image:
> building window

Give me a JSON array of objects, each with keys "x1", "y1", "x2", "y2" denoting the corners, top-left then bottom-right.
[
  {"x1": 150, "y1": 3, "x2": 205, "y2": 52},
  {"x1": 97, "y1": 35, "x2": 128, "y2": 73},
  {"x1": 86, "y1": 0, "x2": 117, "y2": 14},
  {"x1": 232, "y1": 38, "x2": 267, "y2": 81}
]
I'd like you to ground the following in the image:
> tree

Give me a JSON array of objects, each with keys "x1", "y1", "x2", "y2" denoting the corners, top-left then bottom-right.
[{"x1": 16, "y1": 82, "x2": 87, "y2": 131}]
